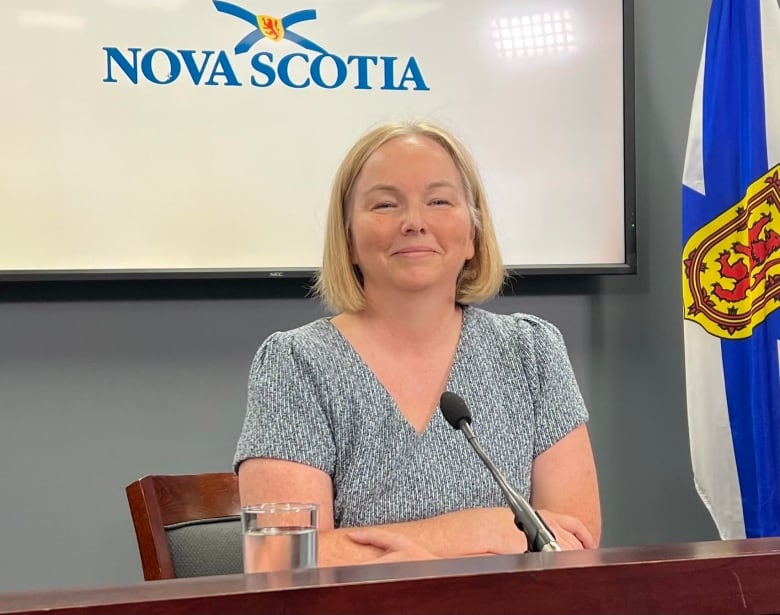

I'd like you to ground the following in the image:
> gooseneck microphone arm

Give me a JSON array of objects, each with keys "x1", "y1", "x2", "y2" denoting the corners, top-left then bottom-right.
[
  {"x1": 440, "y1": 391, "x2": 561, "y2": 553},
  {"x1": 458, "y1": 419, "x2": 560, "y2": 552}
]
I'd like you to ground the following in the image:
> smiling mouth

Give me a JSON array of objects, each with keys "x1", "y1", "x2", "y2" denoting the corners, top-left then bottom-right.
[{"x1": 393, "y1": 248, "x2": 438, "y2": 256}]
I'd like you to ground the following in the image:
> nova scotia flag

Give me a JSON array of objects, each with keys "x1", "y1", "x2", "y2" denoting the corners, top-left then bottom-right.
[{"x1": 682, "y1": 0, "x2": 780, "y2": 539}]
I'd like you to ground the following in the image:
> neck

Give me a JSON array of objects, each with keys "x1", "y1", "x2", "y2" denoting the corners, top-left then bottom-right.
[{"x1": 353, "y1": 289, "x2": 463, "y2": 347}]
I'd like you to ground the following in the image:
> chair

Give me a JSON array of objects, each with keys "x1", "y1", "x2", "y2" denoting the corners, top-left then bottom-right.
[{"x1": 126, "y1": 473, "x2": 243, "y2": 581}]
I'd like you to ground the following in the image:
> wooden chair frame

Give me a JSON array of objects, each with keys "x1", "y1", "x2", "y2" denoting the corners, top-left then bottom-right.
[{"x1": 125, "y1": 473, "x2": 240, "y2": 581}]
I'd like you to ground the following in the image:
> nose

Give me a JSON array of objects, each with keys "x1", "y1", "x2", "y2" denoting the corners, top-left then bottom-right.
[{"x1": 400, "y1": 203, "x2": 427, "y2": 234}]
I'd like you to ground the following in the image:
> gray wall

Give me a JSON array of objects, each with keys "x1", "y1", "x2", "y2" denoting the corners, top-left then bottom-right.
[{"x1": 0, "y1": 0, "x2": 715, "y2": 593}]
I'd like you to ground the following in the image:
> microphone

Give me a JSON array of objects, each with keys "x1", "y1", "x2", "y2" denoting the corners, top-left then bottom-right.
[{"x1": 439, "y1": 391, "x2": 561, "y2": 553}]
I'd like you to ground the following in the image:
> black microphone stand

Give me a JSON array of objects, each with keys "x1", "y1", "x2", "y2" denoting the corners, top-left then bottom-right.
[{"x1": 458, "y1": 419, "x2": 561, "y2": 553}]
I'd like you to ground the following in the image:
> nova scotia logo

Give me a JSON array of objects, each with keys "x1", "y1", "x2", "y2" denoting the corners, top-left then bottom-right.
[
  {"x1": 102, "y1": 1, "x2": 429, "y2": 91},
  {"x1": 214, "y1": 1, "x2": 327, "y2": 55}
]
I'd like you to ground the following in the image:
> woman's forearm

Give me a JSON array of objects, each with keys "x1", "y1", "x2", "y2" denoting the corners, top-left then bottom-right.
[{"x1": 317, "y1": 507, "x2": 524, "y2": 567}]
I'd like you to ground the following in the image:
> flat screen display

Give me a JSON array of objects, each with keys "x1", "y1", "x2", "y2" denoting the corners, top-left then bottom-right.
[{"x1": 0, "y1": 0, "x2": 634, "y2": 279}]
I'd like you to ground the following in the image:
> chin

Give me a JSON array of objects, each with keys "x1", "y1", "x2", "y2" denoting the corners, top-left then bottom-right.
[{"x1": 392, "y1": 272, "x2": 458, "y2": 293}]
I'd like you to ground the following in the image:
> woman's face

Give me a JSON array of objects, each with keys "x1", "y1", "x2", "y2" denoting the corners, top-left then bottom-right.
[{"x1": 347, "y1": 135, "x2": 475, "y2": 298}]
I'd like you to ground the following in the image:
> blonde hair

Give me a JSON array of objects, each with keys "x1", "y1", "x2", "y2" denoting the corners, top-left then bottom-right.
[{"x1": 313, "y1": 119, "x2": 506, "y2": 313}]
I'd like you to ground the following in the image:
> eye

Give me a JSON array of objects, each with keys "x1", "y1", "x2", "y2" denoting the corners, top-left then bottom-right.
[
  {"x1": 372, "y1": 201, "x2": 397, "y2": 211},
  {"x1": 429, "y1": 198, "x2": 452, "y2": 207}
]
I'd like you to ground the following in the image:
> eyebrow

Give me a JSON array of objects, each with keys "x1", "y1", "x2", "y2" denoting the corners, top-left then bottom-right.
[{"x1": 363, "y1": 180, "x2": 460, "y2": 195}]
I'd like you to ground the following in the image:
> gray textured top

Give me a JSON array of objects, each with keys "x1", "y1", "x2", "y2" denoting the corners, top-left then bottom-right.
[{"x1": 234, "y1": 306, "x2": 588, "y2": 528}]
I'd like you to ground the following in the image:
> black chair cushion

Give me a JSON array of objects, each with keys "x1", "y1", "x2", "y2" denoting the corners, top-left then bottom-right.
[{"x1": 165, "y1": 516, "x2": 242, "y2": 578}]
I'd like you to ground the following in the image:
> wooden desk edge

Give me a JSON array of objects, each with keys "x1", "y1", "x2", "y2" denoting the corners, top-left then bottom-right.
[{"x1": 2, "y1": 538, "x2": 780, "y2": 615}]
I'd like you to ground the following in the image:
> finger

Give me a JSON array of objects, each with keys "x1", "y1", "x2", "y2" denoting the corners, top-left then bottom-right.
[
  {"x1": 552, "y1": 528, "x2": 586, "y2": 550},
  {"x1": 567, "y1": 523, "x2": 595, "y2": 549},
  {"x1": 538, "y1": 511, "x2": 595, "y2": 549},
  {"x1": 348, "y1": 529, "x2": 437, "y2": 563},
  {"x1": 347, "y1": 528, "x2": 409, "y2": 551},
  {"x1": 553, "y1": 516, "x2": 595, "y2": 549}
]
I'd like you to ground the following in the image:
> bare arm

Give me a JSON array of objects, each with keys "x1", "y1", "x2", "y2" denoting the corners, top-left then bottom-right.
[
  {"x1": 530, "y1": 423, "x2": 601, "y2": 548},
  {"x1": 239, "y1": 422, "x2": 600, "y2": 567},
  {"x1": 238, "y1": 458, "x2": 528, "y2": 567}
]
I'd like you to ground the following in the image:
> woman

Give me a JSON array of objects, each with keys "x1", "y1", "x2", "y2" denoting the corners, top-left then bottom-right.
[{"x1": 234, "y1": 120, "x2": 601, "y2": 566}]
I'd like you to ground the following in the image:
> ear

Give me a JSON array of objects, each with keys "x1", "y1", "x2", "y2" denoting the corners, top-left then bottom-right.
[
  {"x1": 347, "y1": 231, "x2": 359, "y2": 265},
  {"x1": 465, "y1": 225, "x2": 476, "y2": 261},
  {"x1": 344, "y1": 204, "x2": 358, "y2": 264},
  {"x1": 352, "y1": 264, "x2": 364, "y2": 286}
]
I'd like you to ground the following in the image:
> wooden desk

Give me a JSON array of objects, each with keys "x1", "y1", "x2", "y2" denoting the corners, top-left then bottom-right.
[{"x1": 2, "y1": 538, "x2": 780, "y2": 615}]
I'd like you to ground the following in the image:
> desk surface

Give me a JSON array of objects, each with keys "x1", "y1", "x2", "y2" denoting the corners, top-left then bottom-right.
[{"x1": 2, "y1": 538, "x2": 780, "y2": 615}]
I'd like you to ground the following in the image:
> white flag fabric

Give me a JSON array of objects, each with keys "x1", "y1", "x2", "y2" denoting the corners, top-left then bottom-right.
[{"x1": 682, "y1": 0, "x2": 780, "y2": 539}]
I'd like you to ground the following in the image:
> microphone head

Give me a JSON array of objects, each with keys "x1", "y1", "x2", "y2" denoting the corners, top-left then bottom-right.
[{"x1": 439, "y1": 391, "x2": 472, "y2": 430}]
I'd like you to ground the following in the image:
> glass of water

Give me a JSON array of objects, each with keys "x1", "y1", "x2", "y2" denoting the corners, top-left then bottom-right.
[{"x1": 240, "y1": 503, "x2": 318, "y2": 573}]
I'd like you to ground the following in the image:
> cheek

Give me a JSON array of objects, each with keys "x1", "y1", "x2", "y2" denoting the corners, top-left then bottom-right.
[
  {"x1": 447, "y1": 216, "x2": 476, "y2": 251},
  {"x1": 348, "y1": 221, "x2": 385, "y2": 264}
]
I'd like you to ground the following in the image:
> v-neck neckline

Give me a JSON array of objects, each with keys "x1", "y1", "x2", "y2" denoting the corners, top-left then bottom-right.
[{"x1": 322, "y1": 306, "x2": 471, "y2": 436}]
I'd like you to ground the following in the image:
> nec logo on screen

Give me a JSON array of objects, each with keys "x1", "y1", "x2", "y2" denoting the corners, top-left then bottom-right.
[{"x1": 102, "y1": 1, "x2": 430, "y2": 91}]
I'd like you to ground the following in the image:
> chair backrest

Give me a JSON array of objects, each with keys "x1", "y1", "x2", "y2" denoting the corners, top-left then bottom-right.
[{"x1": 126, "y1": 473, "x2": 242, "y2": 581}]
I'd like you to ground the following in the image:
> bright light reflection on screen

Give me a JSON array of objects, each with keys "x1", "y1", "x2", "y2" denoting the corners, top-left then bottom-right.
[{"x1": 491, "y1": 9, "x2": 577, "y2": 59}]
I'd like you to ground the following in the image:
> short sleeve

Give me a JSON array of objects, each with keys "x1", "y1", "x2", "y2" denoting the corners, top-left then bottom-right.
[
  {"x1": 515, "y1": 315, "x2": 589, "y2": 457},
  {"x1": 233, "y1": 331, "x2": 336, "y2": 476}
]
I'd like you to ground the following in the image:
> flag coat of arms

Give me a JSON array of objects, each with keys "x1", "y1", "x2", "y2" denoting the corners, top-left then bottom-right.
[{"x1": 683, "y1": 0, "x2": 780, "y2": 539}]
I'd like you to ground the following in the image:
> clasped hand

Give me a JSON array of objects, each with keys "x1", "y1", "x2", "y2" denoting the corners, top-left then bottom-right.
[{"x1": 345, "y1": 507, "x2": 594, "y2": 564}]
